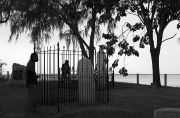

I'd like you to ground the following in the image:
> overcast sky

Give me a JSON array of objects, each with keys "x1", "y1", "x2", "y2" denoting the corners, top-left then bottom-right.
[{"x1": 0, "y1": 15, "x2": 180, "y2": 74}]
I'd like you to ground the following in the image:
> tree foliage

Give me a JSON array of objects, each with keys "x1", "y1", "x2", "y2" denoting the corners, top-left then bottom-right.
[
  {"x1": 99, "y1": 0, "x2": 180, "y2": 85},
  {"x1": 0, "y1": 59, "x2": 7, "y2": 75},
  {"x1": 0, "y1": 0, "x2": 11, "y2": 23},
  {"x1": 8, "y1": 0, "x2": 120, "y2": 63}
]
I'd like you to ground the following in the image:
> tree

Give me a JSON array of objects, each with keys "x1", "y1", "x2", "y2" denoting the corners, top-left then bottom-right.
[
  {"x1": 101, "y1": 0, "x2": 180, "y2": 87},
  {"x1": 0, "y1": 1, "x2": 15, "y2": 76},
  {"x1": 0, "y1": 59, "x2": 7, "y2": 76},
  {"x1": 0, "y1": 0, "x2": 11, "y2": 23},
  {"x1": 8, "y1": 0, "x2": 117, "y2": 63}
]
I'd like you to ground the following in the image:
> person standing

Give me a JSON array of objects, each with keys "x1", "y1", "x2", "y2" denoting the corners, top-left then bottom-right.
[
  {"x1": 62, "y1": 60, "x2": 71, "y2": 88},
  {"x1": 25, "y1": 52, "x2": 39, "y2": 113}
]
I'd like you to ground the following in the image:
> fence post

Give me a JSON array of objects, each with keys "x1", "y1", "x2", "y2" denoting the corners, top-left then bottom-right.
[
  {"x1": 106, "y1": 50, "x2": 109, "y2": 103},
  {"x1": 164, "y1": 74, "x2": 167, "y2": 87},
  {"x1": 137, "y1": 73, "x2": 139, "y2": 85},
  {"x1": 57, "y1": 43, "x2": 60, "y2": 112},
  {"x1": 43, "y1": 48, "x2": 46, "y2": 105},
  {"x1": 112, "y1": 68, "x2": 114, "y2": 87}
]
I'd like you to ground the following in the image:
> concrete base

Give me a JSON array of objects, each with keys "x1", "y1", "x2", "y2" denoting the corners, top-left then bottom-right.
[{"x1": 154, "y1": 108, "x2": 180, "y2": 118}]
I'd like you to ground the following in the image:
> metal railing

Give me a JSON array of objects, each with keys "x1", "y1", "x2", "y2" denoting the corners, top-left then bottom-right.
[{"x1": 36, "y1": 43, "x2": 109, "y2": 112}]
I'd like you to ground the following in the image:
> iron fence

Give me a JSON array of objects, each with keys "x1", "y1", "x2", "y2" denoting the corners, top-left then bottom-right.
[{"x1": 36, "y1": 43, "x2": 109, "y2": 112}]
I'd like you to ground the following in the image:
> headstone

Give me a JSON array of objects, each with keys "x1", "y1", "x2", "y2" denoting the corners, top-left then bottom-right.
[
  {"x1": 77, "y1": 57, "x2": 95, "y2": 104},
  {"x1": 97, "y1": 50, "x2": 107, "y2": 87},
  {"x1": 7, "y1": 63, "x2": 26, "y2": 85},
  {"x1": 154, "y1": 108, "x2": 180, "y2": 118}
]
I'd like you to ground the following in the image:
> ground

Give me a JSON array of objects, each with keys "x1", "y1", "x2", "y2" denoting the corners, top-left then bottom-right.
[{"x1": 1, "y1": 79, "x2": 180, "y2": 118}]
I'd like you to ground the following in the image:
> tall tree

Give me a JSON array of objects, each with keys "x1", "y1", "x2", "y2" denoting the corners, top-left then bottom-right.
[
  {"x1": 101, "y1": 0, "x2": 180, "y2": 87},
  {"x1": 8, "y1": 0, "x2": 117, "y2": 63}
]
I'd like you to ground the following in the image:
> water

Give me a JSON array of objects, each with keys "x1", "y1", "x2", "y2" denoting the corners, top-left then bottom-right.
[
  {"x1": 3, "y1": 73, "x2": 180, "y2": 87},
  {"x1": 114, "y1": 74, "x2": 180, "y2": 88}
]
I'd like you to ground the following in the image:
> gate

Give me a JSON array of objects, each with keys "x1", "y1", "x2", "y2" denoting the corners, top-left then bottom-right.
[{"x1": 36, "y1": 43, "x2": 109, "y2": 112}]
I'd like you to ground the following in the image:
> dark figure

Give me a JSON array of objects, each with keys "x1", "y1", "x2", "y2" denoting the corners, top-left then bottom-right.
[
  {"x1": 62, "y1": 60, "x2": 71, "y2": 88},
  {"x1": 25, "y1": 53, "x2": 39, "y2": 113}
]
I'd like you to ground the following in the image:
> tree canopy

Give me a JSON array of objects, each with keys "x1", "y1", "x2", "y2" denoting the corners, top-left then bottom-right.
[
  {"x1": 99, "y1": 0, "x2": 180, "y2": 86},
  {"x1": 8, "y1": 0, "x2": 122, "y2": 63},
  {"x1": 7, "y1": 0, "x2": 180, "y2": 86},
  {"x1": 0, "y1": 0, "x2": 12, "y2": 23}
]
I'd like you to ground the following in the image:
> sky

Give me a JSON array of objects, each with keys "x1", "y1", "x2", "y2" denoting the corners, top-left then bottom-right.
[{"x1": 0, "y1": 15, "x2": 180, "y2": 75}]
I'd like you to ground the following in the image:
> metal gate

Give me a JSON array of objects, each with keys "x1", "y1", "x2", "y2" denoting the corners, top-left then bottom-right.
[{"x1": 36, "y1": 43, "x2": 109, "y2": 112}]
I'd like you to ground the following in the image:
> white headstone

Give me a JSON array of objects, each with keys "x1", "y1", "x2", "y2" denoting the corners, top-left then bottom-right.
[
  {"x1": 7, "y1": 63, "x2": 26, "y2": 85},
  {"x1": 77, "y1": 57, "x2": 95, "y2": 104},
  {"x1": 97, "y1": 50, "x2": 107, "y2": 87}
]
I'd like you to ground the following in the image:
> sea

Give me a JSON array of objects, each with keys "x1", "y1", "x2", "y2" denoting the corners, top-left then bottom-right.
[
  {"x1": 113, "y1": 74, "x2": 180, "y2": 88},
  {"x1": 2, "y1": 73, "x2": 180, "y2": 88}
]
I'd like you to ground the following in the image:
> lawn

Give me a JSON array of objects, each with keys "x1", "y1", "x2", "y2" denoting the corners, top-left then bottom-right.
[{"x1": 1, "y1": 79, "x2": 180, "y2": 118}]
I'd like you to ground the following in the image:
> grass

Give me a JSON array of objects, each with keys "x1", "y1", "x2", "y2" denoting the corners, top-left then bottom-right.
[{"x1": 1, "y1": 79, "x2": 180, "y2": 118}]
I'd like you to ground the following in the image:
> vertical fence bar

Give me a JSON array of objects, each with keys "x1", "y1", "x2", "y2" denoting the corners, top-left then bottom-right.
[
  {"x1": 43, "y1": 48, "x2": 46, "y2": 105},
  {"x1": 47, "y1": 46, "x2": 49, "y2": 105},
  {"x1": 112, "y1": 68, "x2": 114, "y2": 87},
  {"x1": 94, "y1": 49, "x2": 96, "y2": 105},
  {"x1": 49, "y1": 47, "x2": 51, "y2": 105},
  {"x1": 77, "y1": 47, "x2": 79, "y2": 106},
  {"x1": 137, "y1": 73, "x2": 139, "y2": 85},
  {"x1": 73, "y1": 48, "x2": 75, "y2": 107},
  {"x1": 37, "y1": 51, "x2": 40, "y2": 104},
  {"x1": 57, "y1": 43, "x2": 60, "y2": 112},
  {"x1": 53, "y1": 45, "x2": 55, "y2": 107},
  {"x1": 66, "y1": 48, "x2": 68, "y2": 107},
  {"x1": 82, "y1": 49, "x2": 84, "y2": 106},
  {"x1": 40, "y1": 49, "x2": 42, "y2": 105},
  {"x1": 99, "y1": 51, "x2": 101, "y2": 104},
  {"x1": 70, "y1": 50, "x2": 72, "y2": 107},
  {"x1": 164, "y1": 74, "x2": 167, "y2": 87},
  {"x1": 107, "y1": 50, "x2": 109, "y2": 103}
]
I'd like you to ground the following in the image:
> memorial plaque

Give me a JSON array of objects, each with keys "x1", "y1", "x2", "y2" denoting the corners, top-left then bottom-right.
[{"x1": 77, "y1": 57, "x2": 95, "y2": 104}]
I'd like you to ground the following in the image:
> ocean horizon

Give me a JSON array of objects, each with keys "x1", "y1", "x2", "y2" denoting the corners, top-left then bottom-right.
[
  {"x1": 114, "y1": 74, "x2": 180, "y2": 88},
  {"x1": 2, "y1": 73, "x2": 180, "y2": 88}
]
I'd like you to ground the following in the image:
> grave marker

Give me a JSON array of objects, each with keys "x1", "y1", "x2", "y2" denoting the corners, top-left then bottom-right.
[
  {"x1": 97, "y1": 50, "x2": 107, "y2": 87},
  {"x1": 77, "y1": 57, "x2": 95, "y2": 104}
]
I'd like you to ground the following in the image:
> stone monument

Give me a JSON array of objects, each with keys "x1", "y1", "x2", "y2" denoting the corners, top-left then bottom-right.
[
  {"x1": 77, "y1": 57, "x2": 95, "y2": 104},
  {"x1": 97, "y1": 50, "x2": 107, "y2": 87},
  {"x1": 7, "y1": 63, "x2": 26, "y2": 85},
  {"x1": 154, "y1": 108, "x2": 180, "y2": 118}
]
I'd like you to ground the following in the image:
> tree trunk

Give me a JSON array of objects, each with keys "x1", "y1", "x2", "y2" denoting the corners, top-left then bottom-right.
[
  {"x1": 150, "y1": 48, "x2": 162, "y2": 87},
  {"x1": 89, "y1": 46, "x2": 94, "y2": 64},
  {"x1": 88, "y1": 0, "x2": 97, "y2": 64}
]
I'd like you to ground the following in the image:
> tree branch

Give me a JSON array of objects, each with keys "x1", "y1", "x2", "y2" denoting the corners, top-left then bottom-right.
[
  {"x1": 71, "y1": 0, "x2": 78, "y2": 27},
  {"x1": 48, "y1": 4, "x2": 90, "y2": 50},
  {"x1": 151, "y1": 1, "x2": 156, "y2": 24},
  {"x1": 162, "y1": 33, "x2": 177, "y2": 42}
]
